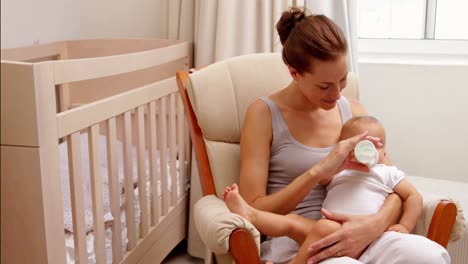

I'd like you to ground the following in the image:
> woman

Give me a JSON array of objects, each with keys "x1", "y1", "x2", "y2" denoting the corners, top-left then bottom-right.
[{"x1": 238, "y1": 8, "x2": 449, "y2": 264}]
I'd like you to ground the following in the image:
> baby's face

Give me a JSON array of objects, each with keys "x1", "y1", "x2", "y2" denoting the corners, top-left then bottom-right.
[
  {"x1": 375, "y1": 142, "x2": 386, "y2": 164},
  {"x1": 342, "y1": 122, "x2": 387, "y2": 164}
]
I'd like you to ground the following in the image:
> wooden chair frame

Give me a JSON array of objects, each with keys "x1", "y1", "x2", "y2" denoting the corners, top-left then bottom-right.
[{"x1": 176, "y1": 68, "x2": 457, "y2": 263}]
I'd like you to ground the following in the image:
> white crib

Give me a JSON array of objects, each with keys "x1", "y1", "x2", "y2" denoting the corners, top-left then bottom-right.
[{"x1": 1, "y1": 38, "x2": 192, "y2": 263}]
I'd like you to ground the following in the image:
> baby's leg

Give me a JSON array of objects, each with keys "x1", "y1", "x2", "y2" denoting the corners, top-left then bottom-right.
[
  {"x1": 223, "y1": 184, "x2": 314, "y2": 244},
  {"x1": 290, "y1": 218, "x2": 342, "y2": 264}
]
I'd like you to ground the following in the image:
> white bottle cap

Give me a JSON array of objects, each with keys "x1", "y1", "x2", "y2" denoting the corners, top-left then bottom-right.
[{"x1": 354, "y1": 140, "x2": 378, "y2": 167}]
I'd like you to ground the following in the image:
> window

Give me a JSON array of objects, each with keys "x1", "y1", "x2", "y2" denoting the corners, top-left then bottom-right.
[
  {"x1": 359, "y1": 0, "x2": 426, "y2": 39},
  {"x1": 359, "y1": 0, "x2": 468, "y2": 40},
  {"x1": 358, "y1": 0, "x2": 468, "y2": 62},
  {"x1": 435, "y1": 0, "x2": 468, "y2": 40}
]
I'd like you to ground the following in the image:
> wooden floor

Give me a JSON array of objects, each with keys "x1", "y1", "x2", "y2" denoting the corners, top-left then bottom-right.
[{"x1": 162, "y1": 240, "x2": 204, "y2": 264}]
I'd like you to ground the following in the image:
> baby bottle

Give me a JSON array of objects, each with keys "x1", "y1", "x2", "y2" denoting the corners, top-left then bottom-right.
[{"x1": 354, "y1": 140, "x2": 378, "y2": 167}]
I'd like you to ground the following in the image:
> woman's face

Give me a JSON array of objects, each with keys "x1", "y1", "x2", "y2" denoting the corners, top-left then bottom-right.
[{"x1": 291, "y1": 54, "x2": 349, "y2": 110}]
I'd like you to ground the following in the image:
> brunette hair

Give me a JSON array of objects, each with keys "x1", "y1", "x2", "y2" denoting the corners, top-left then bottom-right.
[{"x1": 276, "y1": 8, "x2": 348, "y2": 74}]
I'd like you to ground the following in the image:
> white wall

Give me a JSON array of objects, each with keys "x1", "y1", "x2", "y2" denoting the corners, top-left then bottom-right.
[
  {"x1": 77, "y1": 0, "x2": 163, "y2": 39},
  {"x1": 1, "y1": 0, "x2": 79, "y2": 48},
  {"x1": 1, "y1": 0, "x2": 164, "y2": 48},
  {"x1": 359, "y1": 62, "x2": 468, "y2": 183}
]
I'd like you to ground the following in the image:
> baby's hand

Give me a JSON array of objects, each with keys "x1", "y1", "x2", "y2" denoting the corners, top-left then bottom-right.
[{"x1": 387, "y1": 224, "x2": 409, "y2": 233}]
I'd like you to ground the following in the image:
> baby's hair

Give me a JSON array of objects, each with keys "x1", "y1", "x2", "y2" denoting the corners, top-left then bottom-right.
[
  {"x1": 276, "y1": 7, "x2": 348, "y2": 74},
  {"x1": 343, "y1": 116, "x2": 381, "y2": 129},
  {"x1": 342, "y1": 116, "x2": 386, "y2": 145}
]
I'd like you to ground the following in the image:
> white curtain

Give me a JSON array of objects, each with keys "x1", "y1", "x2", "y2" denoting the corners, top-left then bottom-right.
[
  {"x1": 162, "y1": 0, "x2": 358, "y2": 69},
  {"x1": 162, "y1": 0, "x2": 289, "y2": 67},
  {"x1": 161, "y1": 0, "x2": 358, "y2": 259}
]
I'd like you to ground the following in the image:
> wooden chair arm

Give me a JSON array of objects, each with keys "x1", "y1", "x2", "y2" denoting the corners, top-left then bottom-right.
[
  {"x1": 176, "y1": 70, "x2": 217, "y2": 196},
  {"x1": 427, "y1": 200, "x2": 457, "y2": 248},
  {"x1": 230, "y1": 229, "x2": 261, "y2": 264}
]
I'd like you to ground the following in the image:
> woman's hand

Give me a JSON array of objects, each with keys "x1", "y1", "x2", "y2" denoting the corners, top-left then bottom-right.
[
  {"x1": 310, "y1": 131, "x2": 382, "y2": 182},
  {"x1": 387, "y1": 223, "x2": 409, "y2": 233},
  {"x1": 306, "y1": 208, "x2": 383, "y2": 263}
]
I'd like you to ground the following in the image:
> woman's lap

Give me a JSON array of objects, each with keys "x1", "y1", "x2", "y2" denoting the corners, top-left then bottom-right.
[
  {"x1": 260, "y1": 232, "x2": 449, "y2": 264},
  {"x1": 359, "y1": 231, "x2": 450, "y2": 264}
]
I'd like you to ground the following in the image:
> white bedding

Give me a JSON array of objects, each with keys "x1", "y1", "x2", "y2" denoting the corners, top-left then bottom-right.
[
  {"x1": 65, "y1": 185, "x2": 146, "y2": 264},
  {"x1": 59, "y1": 132, "x2": 178, "y2": 233},
  {"x1": 64, "y1": 180, "x2": 186, "y2": 263},
  {"x1": 60, "y1": 132, "x2": 185, "y2": 263}
]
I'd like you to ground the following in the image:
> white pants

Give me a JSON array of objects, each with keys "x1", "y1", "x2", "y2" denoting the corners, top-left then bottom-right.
[
  {"x1": 261, "y1": 232, "x2": 450, "y2": 264},
  {"x1": 321, "y1": 232, "x2": 450, "y2": 264}
]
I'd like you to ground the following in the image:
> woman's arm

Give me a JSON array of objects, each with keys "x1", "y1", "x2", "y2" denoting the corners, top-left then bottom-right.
[
  {"x1": 240, "y1": 100, "x2": 377, "y2": 214},
  {"x1": 239, "y1": 100, "x2": 323, "y2": 214},
  {"x1": 306, "y1": 194, "x2": 402, "y2": 263}
]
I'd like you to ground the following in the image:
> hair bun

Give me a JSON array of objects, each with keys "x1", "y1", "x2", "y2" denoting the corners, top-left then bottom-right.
[{"x1": 277, "y1": 8, "x2": 305, "y2": 45}]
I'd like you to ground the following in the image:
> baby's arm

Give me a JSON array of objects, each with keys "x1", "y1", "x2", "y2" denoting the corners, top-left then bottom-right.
[
  {"x1": 388, "y1": 179, "x2": 423, "y2": 233},
  {"x1": 319, "y1": 177, "x2": 333, "y2": 186}
]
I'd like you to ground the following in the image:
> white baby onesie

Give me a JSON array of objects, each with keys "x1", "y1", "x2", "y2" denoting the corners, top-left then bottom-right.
[{"x1": 322, "y1": 164, "x2": 405, "y2": 215}]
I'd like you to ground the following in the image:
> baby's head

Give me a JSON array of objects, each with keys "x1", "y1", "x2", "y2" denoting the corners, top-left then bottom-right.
[{"x1": 341, "y1": 116, "x2": 387, "y2": 164}]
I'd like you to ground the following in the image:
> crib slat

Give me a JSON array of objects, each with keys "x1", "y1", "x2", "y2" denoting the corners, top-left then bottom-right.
[
  {"x1": 159, "y1": 97, "x2": 169, "y2": 215},
  {"x1": 169, "y1": 93, "x2": 177, "y2": 205},
  {"x1": 184, "y1": 117, "x2": 190, "y2": 194},
  {"x1": 148, "y1": 101, "x2": 160, "y2": 225},
  {"x1": 88, "y1": 125, "x2": 106, "y2": 264},
  {"x1": 177, "y1": 96, "x2": 186, "y2": 197},
  {"x1": 67, "y1": 132, "x2": 88, "y2": 263},
  {"x1": 123, "y1": 112, "x2": 137, "y2": 250},
  {"x1": 106, "y1": 117, "x2": 123, "y2": 263},
  {"x1": 136, "y1": 106, "x2": 149, "y2": 237}
]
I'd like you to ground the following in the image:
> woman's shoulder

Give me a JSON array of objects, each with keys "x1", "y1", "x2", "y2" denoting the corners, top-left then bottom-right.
[
  {"x1": 247, "y1": 98, "x2": 271, "y2": 116},
  {"x1": 244, "y1": 98, "x2": 273, "y2": 128},
  {"x1": 344, "y1": 96, "x2": 368, "y2": 117},
  {"x1": 242, "y1": 98, "x2": 273, "y2": 143}
]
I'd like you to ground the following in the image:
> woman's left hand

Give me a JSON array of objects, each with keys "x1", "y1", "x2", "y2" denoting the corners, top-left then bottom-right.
[{"x1": 306, "y1": 208, "x2": 381, "y2": 263}]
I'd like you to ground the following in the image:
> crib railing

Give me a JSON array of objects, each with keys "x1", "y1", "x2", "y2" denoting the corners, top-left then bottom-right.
[
  {"x1": 1, "y1": 40, "x2": 191, "y2": 264},
  {"x1": 60, "y1": 85, "x2": 190, "y2": 263}
]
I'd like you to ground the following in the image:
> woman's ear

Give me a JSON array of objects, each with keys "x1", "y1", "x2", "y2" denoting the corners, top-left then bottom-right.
[{"x1": 287, "y1": 65, "x2": 298, "y2": 80}]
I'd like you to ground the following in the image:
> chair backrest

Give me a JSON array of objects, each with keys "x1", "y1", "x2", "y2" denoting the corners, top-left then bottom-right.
[{"x1": 183, "y1": 53, "x2": 359, "y2": 197}]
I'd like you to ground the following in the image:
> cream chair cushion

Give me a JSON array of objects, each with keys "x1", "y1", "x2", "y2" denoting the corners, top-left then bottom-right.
[{"x1": 194, "y1": 195, "x2": 261, "y2": 255}]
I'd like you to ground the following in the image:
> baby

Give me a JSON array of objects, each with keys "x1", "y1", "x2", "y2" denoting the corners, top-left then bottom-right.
[{"x1": 223, "y1": 116, "x2": 423, "y2": 263}]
